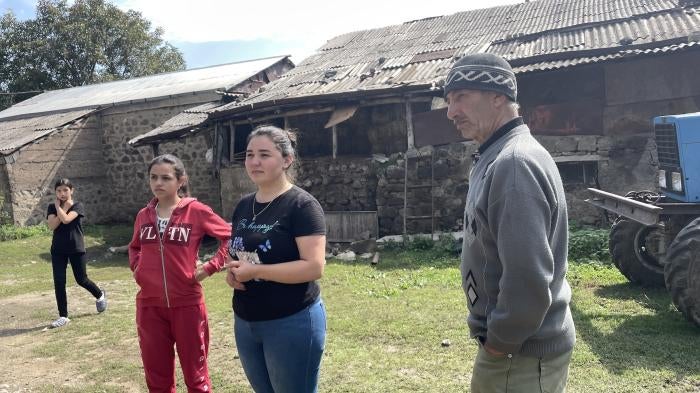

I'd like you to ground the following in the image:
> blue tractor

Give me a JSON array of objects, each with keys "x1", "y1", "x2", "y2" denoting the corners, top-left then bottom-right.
[{"x1": 587, "y1": 112, "x2": 700, "y2": 327}]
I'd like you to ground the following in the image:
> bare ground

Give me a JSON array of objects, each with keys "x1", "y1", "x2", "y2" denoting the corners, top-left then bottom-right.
[
  {"x1": 0, "y1": 282, "x2": 142, "y2": 393},
  {"x1": 1, "y1": 280, "x2": 250, "y2": 393}
]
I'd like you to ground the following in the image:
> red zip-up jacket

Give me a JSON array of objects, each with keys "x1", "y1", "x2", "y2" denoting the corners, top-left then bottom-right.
[{"x1": 128, "y1": 197, "x2": 231, "y2": 308}]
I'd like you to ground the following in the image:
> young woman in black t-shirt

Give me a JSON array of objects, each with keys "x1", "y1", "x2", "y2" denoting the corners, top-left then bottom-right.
[
  {"x1": 46, "y1": 178, "x2": 106, "y2": 328},
  {"x1": 225, "y1": 125, "x2": 327, "y2": 393}
]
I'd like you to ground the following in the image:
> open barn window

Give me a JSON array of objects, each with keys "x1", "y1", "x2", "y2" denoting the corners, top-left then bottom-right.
[
  {"x1": 557, "y1": 161, "x2": 598, "y2": 185},
  {"x1": 289, "y1": 112, "x2": 332, "y2": 158},
  {"x1": 229, "y1": 119, "x2": 284, "y2": 164}
]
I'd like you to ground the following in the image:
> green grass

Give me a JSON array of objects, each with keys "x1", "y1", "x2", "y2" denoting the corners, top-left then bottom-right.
[{"x1": 0, "y1": 225, "x2": 698, "y2": 392}]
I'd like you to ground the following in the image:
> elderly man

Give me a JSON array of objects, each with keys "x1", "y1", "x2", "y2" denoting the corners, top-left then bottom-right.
[{"x1": 445, "y1": 53, "x2": 576, "y2": 393}]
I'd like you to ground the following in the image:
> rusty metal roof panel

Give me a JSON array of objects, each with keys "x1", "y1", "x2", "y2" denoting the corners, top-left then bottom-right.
[{"x1": 0, "y1": 108, "x2": 96, "y2": 155}]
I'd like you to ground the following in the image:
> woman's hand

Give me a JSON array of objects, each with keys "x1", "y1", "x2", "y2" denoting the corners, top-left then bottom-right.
[
  {"x1": 224, "y1": 257, "x2": 246, "y2": 290},
  {"x1": 229, "y1": 259, "x2": 259, "y2": 283}
]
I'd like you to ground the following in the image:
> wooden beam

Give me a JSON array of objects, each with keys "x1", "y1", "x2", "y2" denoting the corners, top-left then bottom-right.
[
  {"x1": 332, "y1": 125, "x2": 338, "y2": 159},
  {"x1": 226, "y1": 96, "x2": 433, "y2": 125},
  {"x1": 231, "y1": 106, "x2": 335, "y2": 125},
  {"x1": 228, "y1": 120, "x2": 235, "y2": 163},
  {"x1": 150, "y1": 143, "x2": 159, "y2": 157},
  {"x1": 405, "y1": 101, "x2": 415, "y2": 151},
  {"x1": 360, "y1": 96, "x2": 432, "y2": 106},
  {"x1": 214, "y1": 123, "x2": 221, "y2": 171}
]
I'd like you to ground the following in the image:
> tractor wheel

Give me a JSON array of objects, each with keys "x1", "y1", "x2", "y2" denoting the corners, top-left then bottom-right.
[
  {"x1": 609, "y1": 218, "x2": 665, "y2": 287},
  {"x1": 664, "y1": 217, "x2": 700, "y2": 328}
]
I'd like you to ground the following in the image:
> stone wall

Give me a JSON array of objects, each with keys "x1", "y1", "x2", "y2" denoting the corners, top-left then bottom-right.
[
  {"x1": 100, "y1": 92, "x2": 220, "y2": 222},
  {"x1": 5, "y1": 116, "x2": 109, "y2": 225},
  {"x1": 372, "y1": 143, "x2": 477, "y2": 236},
  {"x1": 219, "y1": 166, "x2": 256, "y2": 220},
  {"x1": 537, "y1": 134, "x2": 657, "y2": 225},
  {"x1": 296, "y1": 156, "x2": 377, "y2": 212},
  {"x1": 159, "y1": 134, "x2": 220, "y2": 213},
  {"x1": 0, "y1": 163, "x2": 13, "y2": 224}
]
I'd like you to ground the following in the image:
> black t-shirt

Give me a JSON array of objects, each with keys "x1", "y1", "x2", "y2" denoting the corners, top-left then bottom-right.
[
  {"x1": 230, "y1": 186, "x2": 326, "y2": 321},
  {"x1": 47, "y1": 202, "x2": 86, "y2": 254}
]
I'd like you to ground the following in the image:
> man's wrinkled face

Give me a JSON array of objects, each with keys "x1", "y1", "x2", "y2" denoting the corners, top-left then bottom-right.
[{"x1": 445, "y1": 89, "x2": 499, "y2": 143}]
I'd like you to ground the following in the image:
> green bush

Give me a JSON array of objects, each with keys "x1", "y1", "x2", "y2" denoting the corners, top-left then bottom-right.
[
  {"x1": 569, "y1": 225, "x2": 610, "y2": 262},
  {"x1": 0, "y1": 223, "x2": 52, "y2": 241},
  {"x1": 0, "y1": 195, "x2": 11, "y2": 225}
]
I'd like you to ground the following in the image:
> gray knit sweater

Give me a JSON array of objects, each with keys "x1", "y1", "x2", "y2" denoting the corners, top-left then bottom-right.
[{"x1": 461, "y1": 121, "x2": 576, "y2": 357}]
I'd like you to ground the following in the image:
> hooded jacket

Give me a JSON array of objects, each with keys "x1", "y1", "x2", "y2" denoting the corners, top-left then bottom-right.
[{"x1": 128, "y1": 197, "x2": 231, "y2": 308}]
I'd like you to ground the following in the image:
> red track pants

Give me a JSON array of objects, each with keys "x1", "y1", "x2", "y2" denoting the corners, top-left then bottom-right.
[{"x1": 136, "y1": 304, "x2": 211, "y2": 392}]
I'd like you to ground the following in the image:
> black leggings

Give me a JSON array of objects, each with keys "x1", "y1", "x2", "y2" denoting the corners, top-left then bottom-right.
[{"x1": 51, "y1": 252, "x2": 102, "y2": 317}]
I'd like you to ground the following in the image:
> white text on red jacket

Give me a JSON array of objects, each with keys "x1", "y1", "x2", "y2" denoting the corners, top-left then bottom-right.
[{"x1": 139, "y1": 223, "x2": 193, "y2": 246}]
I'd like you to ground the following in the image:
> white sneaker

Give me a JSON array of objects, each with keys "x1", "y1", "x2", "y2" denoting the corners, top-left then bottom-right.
[
  {"x1": 51, "y1": 317, "x2": 70, "y2": 328},
  {"x1": 96, "y1": 290, "x2": 107, "y2": 313}
]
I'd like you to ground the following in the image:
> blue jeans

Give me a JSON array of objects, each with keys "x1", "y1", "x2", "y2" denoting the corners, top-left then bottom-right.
[{"x1": 234, "y1": 299, "x2": 326, "y2": 393}]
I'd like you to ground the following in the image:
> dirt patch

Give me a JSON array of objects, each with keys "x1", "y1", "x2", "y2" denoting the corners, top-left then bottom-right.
[
  {"x1": 1, "y1": 291, "x2": 71, "y2": 392},
  {"x1": 0, "y1": 282, "x2": 140, "y2": 393}
]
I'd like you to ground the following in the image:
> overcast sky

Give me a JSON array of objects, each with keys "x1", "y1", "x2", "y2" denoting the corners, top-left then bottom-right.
[{"x1": 1, "y1": 0, "x2": 524, "y2": 68}]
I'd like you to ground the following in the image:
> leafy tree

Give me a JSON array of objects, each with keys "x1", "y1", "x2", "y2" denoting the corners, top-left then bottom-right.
[{"x1": 0, "y1": 0, "x2": 185, "y2": 110}]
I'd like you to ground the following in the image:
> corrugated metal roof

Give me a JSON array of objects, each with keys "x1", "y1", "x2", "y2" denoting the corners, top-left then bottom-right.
[
  {"x1": 0, "y1": 56, "x2": 289, "y2": 121},
  {"x1": 512, "y1": 40, "x2": 700, "y2": 72},
  {"x1": 0, "y1": 108, "x2": 96, "y2": 155},
  {"x1": 210, "y1": 0, "x2": 697, "y2": 116},
  {"x1": 128, "y1": 102, "x2": 220, "y2": 146},
  {"x1": 491, "y1": 10, "x2": 700, "y2": 58}
]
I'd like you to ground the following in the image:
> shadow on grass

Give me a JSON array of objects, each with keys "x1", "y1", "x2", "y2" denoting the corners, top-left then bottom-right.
[
  {"x1": 572, "y1": 281, "x2": 700, "y2": 378},
  {"x1": 0, "y1": 324, "x2": 46, "y2": 337},
  {"x1": 0, "y1": 311, "x2": 101, "y2": 337}
]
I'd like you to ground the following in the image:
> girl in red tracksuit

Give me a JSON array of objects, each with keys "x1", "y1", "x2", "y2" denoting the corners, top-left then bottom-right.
[{"x1": 129, "y1": 154, "x2": 231, "y2": 393}]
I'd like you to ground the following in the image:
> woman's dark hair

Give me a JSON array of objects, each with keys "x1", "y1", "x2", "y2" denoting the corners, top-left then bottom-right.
[
  {"x1": 148, "y1": 154, "x2": 190, "y2": 197},
  {"x1": 54, "y1": 178, "x2": 73, "y2": 190},
  {"x1": 247, "y1": 125, "x2": 298, "y2": 182}
]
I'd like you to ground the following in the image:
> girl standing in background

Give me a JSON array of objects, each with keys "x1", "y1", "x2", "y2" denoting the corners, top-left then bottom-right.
[{"x1": 47, "y1": 178, "x2": 106, "y2": 328}]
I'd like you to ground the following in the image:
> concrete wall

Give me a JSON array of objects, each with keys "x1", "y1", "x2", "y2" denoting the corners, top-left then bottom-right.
[{"x1": 5, "y1": 116, "x2": 109, "y2": 225}]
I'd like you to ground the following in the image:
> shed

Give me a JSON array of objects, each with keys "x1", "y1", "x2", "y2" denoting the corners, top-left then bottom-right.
[{"x1": 0, "y1": 56, "x2": 294, "y2": 225}]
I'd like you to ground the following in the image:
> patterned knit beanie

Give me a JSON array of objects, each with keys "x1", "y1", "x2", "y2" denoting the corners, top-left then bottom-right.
[{"x1": 443, "y1": 53, "x2": 517, "y2": 101}]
